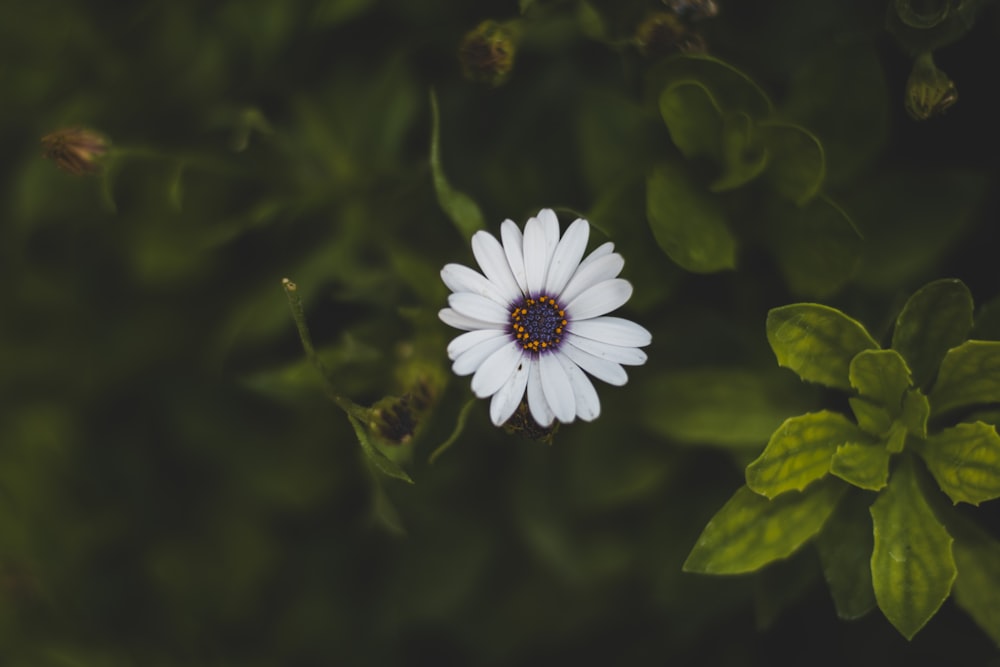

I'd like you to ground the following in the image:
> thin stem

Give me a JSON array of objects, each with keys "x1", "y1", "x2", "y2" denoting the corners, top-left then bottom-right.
[{"x1": 282, "y1": 278, "x2": 368, "y2": 421}]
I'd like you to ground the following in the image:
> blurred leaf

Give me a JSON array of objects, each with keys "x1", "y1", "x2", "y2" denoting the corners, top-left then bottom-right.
[
  {"x1": 648, "y1": 55, "x2": 773, "y2": 120},
  {"x1": 830, "y1": 442, "x2": 891, "y2": 491},
  {"x1": 659, "y1": 81, "x2": 723, "y2": 161},
  {"x1": 765, "y1": 195, "x2": 861, "y2": 298},
  {"x1": 766, "y1": 303, "x2": 879, "y2": 390},
  {"x1": 640, "y1": 367, "x2": 819, "y2": 448},
  {"x1": 781, "y1": 42, "x2": 888, "y2": 186},
  {"x1": 429, "y1": 90, "x2": 486, "y2": 240},
  {"x1": 849, "y1": 349, "x2": 912, "y2": 410},
  {"x1": 349, "y1": 415, "x2": 414, "y2": 484},
  {"x1": 919, "y1": 422, "x2": 1000, "y2": 506},
  {"x1": 371, "y1": 477, "x2": 406, "y2": 535},
  {"x1": 758, "y1": 122, "x2": 825, "y2": 204},
  {"x1": 815, "y1": 489, "x2": 877, "y2": 620},
  {"x1": 746, "y1": 411, "x2": 864, "y2": 499},
  {"x1": 870, "y1": 456, "x2": 956, "y2": 640},
  {"x1": 647, "y1": 160, "x2": 736, "y2": 272},
  {"x1": 313, "y1": 0, "x2": 377, "y2": 26},
  {"x1": 711, "y1": 112, "x2": 768, "y2": 192},
  {"x1": 972, "y1": 296, "x2": 1000, "y2": 341},
  {"x1": 892, "y1": 279, "x2": 974, "y2": 390},
  {"x1": 950, "y1": 515, "x2": 1000, "y2": 647},
  {"x1": 886, "y1": 0, "x2": 989, "y2": 55},
  {"x1": 683, "y1": 479, "x2": 844, "y2": 575},
  {"x1": 929, "y1": 341, "x2": 1000, "y2": 417},
  {"x1": 578, "y1": 87, "x2": 654, "y2": 190}
]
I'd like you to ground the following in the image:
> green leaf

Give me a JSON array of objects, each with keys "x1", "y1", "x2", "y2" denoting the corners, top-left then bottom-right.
[
  {"x1": 765, "y1": 196, "x2": 862, "y2": 298},
  {"x1": 349, "y1": 415, "x2": 414, "y2": 484},
  {"x1": 849, "y1": 349, "x2": 913, "y2": 411},
  {"x1": 648, "y1": 54, "x2": 773, "y2": 120},
  {"x1": 710, "y1": 111, "x2": 768, "y2": 191},
  {"x1": 870, "y1": 457, "x2": 956, "y2": 640},
  {"x1": 900, "y1": 389, "x2": 930, "y2": 439},
  {"x1": 886, "y1": 421, "x2": 908, "y2": 454},
  {"x1": 929, "y1": 341, "x2": 1000, "y2": 417},
  {"x1": 746, "y1": 411, "x2": 864, "y2": 499},
  {"x1": 683, "y1": 479, "x2": 845, "y2": 575},
  {"x1": 951, "y1": 516, "x2": 1000, "y2": 647},
  {"x1": 815, "y1": 490, "x2": 877, "y2": 620},
  {"x1": 640, "y1": 367, "x2": 819, "y2": 448},
  {"x1": 758, "y1": 122, "x2": 825, "y2": 204},
  {"x1": 830, "y1": 442, "x2": 891, "y2": 491},
  {"x1": 659, "y1": 82, "x2": 723, "y2": 161},
  {"x1": 919, "y1": 422, "x2": 1000, "y2": 506},
  {"x1": 849, "y1": 397, "x2": 892, "y2": 436},
  {"x1": 891, "y1": 279, "x2": 974, "y2": 390},
  {"x1": 647, "y1": 160, "x2": 736, "y2": 273},
  {"x1": 429, "y1": 90, "x2": 486, "y2": 240},
  {"x1": 766, "y1": 304, "x2": 879, "y2": 390}
]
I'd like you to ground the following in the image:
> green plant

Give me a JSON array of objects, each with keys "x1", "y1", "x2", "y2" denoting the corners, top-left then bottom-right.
[{"x1": 684, "y1": 279, "x2": 1000, "y2": 643}]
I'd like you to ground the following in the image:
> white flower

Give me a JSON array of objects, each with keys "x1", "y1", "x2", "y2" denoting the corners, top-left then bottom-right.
[{"x1": 439, "y1": 208, "x2": 652, "y2": 427}]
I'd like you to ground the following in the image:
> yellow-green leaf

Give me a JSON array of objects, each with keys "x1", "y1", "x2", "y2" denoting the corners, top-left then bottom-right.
[
  {"x1": 849, "y1": 349, "x2": 913, "y2": 411},
  {"x1": 815, "y1": 490, "x2": 877, "y2": 620},
  {"x1": 710, "y1": 111, "x2": 767, "y2": 191},
  {"x1": 746, "y1": 411, "x2": 864, "y2": 498},
  {"x1": 919, "y1": 422, "x2": 1000, "y2": 505},
  {"x1": 349, "y1": 415, "x2": 414, "y2": 484},
  {"x1": 758, "y1": 121, "x2": 825, "y2": 204},
  {"x1": 830, "y1": 442, "x2": 891, "y2": 491},
  {"x1": 766, "y1": 304, "x2": 879, "y2": 390},
  {"x1": 849, "y1": 397, "x2": 892, "y2": 436},
  {"x1": 891, "y1": 278, "x2": 974, "y2": 390},
  {"x1": 870, "y1": 457, "x2": 956, "y2": 640},
  {"x1": 929, "y1": 340, "x2": 1000, "y2": 417},
  {"x1": 951, "y1": 517, "x2": 1000, "y2": 647},
  {"x1": 683, "y1": 479, "x2": 845, "y2": 575},
  {"x1": 900, "y1": 389, "x2": 930, "y2": 439}
]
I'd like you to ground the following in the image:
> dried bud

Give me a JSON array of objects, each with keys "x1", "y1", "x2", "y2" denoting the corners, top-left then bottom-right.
[
  {"x1": 41, "y1": 126, "x2": 109, "y2": 175},
  {"x1": 904, "y1": 52, "x2": 957, "y2": 120},
  {"x1": 636, "y1": 12, "x2": 707, "y2": 57},
  {"x1": 368, "y1": 376, "x2": 439, "y2": 446},
  {"x1": 502, "y1": 401, "x2": 558, "y2": 444},
  {"x1": 663, "y1": 0, "x2": 719, "y2": 21},
  {"x1": 458, "y1": 20, "x2": 518, "y2": 87}
]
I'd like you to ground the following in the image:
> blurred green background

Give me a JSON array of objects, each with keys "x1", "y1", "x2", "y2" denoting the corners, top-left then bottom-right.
[{"x1": 2, "y1": 0, "x2": 999, "y2": 664}]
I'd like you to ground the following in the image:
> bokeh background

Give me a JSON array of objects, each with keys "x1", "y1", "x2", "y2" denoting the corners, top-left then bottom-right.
[{"x1": 2, "y1": 0, "x2": 999, "y2": 664}]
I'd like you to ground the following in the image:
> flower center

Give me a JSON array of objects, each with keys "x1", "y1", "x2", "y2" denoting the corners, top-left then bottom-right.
[{"x1": 510, "y1": 295, "x2": 568, "y2": 353}]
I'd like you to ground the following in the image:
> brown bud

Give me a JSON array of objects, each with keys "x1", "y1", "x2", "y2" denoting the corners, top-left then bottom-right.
[
  {"x1": 41, "y1": 126, "x2": 109, "y2": 175},
  {"x1": 458, "y1": 20, "x2": 518, "y2": 87}
]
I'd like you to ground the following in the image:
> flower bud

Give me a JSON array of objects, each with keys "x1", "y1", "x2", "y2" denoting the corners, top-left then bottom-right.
[
  {"x1": 904, "y1": 52, "x2": 957, "y2": 120},
  {"x1": 663, "y1": 0, "x2": 719, "y2": 21},
  {"x1": 41, "y1": 126, "x2": 109, "y2": 175},
  {"x1": 458, "y1": 20, "x2": 518, "y2": 87},
  {"x1": 636, "y1": 11, "x2": 707, "y2": 57},
  {"x1": 501, "y1": 401, "x2": 559, "y2": 444}
]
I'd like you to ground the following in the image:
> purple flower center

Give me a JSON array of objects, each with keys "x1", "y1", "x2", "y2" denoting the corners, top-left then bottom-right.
[{"x1": 510, "y1": 295, "x2": 568, "y2": 353}]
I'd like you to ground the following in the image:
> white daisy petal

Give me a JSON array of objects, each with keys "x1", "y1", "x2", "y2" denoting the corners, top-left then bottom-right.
[
  {"x1": 544, "y1": 218, "x2": 589, "y2": 297},
  {"x1": 560, "y1": 342, "x2": 629, "y2": 386},
  {"x1": 471, "y1": 341, "x2": 524, "y2": 398},
  {"x1": 439, "y1": 308, "x2": 499, "y2": 332},
  {"x1": 539, "y1": 352, "x2": 576, "y2": 423},
  {"x1": 441, "y1": 264, "x2": 510, "y2": 307},
  {"x1": 526, "y1": 359, "x2": 556, "y2": 427},
  {"x1": 500, "y1": 220, "x2": 528, "y2": 295},
  {"x1": 448, "y1": 292, "x2": 510, "y2": 325},
  {"x1": 538, "y1": 209, "x2": 561, "y2": 261},
  {"x1": 558, "y1": 253, "x2": 625, "y2": 305},
  {"x1": 523, "y1": 214, "x2": 554, "y2": 296},
  {"x1": 566, "y1": 279, "x2": 633, "y2": 321},
  {"x1": 452, "y1": 334, "x2": 510, "y2": 376},
  {"x1": 490, "y1": 357, "x2": 530, "y2": 426},
  {"x1": 557, "y1": 353, "x2": 600, "y2": 421},
  {"x1": 472, "y1": 231, "x2": 522, "y2": 300},
  {"x1": 566, "y1": 333, "x2": 648, "y2": 366},
  {"x1": 567, "y1": 316, "x2": 652, "y2": 348},
  {"x1": 447, "y1": 329, "x2": 508, "y2": 360},
  {"x1": 579, "y1": 241, "x2": 615, "y2": 267}
]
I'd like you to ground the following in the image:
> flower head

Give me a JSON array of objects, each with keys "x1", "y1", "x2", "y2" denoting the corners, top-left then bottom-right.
[
  {"x1": 41, "y1": 126, "x2": 109, "y2": 175},
  {"x1": 439, "y1": 209, "x2": 651, "y2": 428}
]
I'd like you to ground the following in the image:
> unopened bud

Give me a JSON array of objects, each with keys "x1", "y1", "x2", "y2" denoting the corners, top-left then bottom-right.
[
  {"x1": 636, "y1": 12, "x2": 707, "y2": 57},
  {"x1": 41, "y1": 126, "x2": 109, "y2": 175},
  {"x1": 458, "y1": 20, "x2": 518, "y2": 87},
  {"x1": 502, "y1": 401, "x2": 558, "y2": 444},
  {"x1": 663, "y1": 0, "x2": 719, "y2": 21},
  {"x1": 904, "y1": 52, "x2": 957, "y2": 120}
]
